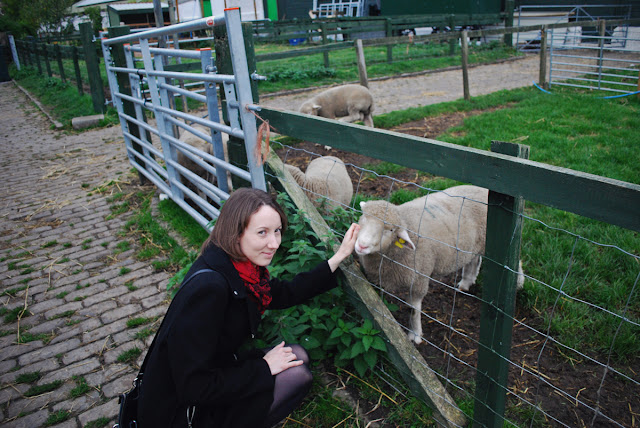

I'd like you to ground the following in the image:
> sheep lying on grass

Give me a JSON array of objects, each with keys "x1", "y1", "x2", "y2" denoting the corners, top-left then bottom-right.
[
  {"x1": 284, "y1": 155, "x2": 353, "y2": 211},
  {"x1": 175, "y1": 123, "x2": 231, "y2": 198},
  {"x1": 299, "y1": 84, "x2": 374, "y2": 127},
  {"x1": 354, "y1": 185, "x2": 524, "y2": 345}
]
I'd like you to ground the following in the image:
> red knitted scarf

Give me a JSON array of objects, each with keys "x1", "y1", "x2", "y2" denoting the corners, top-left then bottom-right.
[{"x1": 231, "y1": 259, "x2": 272, "y2": 315}]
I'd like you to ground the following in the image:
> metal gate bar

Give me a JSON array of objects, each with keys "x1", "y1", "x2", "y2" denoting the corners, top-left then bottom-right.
[
  {"x1": 549, "y1": 27, "x2": 640, "y2": 94},
  {"x1": 102, "y1": 9, "x2": 265, "y2": 231}
]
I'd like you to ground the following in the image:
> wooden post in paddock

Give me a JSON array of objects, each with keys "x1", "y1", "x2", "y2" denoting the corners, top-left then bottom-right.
[
  {"x1": 461, "y1": 30, "x2": 470, "y2": 101},
  {"x1": 473, "y1": 141, "x2": 529, "y2": 428},
  {"x1": 538, "y1": 25, "x2": 548, "y2": 90}
]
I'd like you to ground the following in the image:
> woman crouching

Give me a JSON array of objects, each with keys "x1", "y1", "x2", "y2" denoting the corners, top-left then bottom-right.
[{"x1": 137, "y1": 187, "x2": 359, "y2": 427}]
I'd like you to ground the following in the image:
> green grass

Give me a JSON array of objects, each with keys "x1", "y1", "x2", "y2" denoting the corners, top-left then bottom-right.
[
  {"x1": 374, "y1": 86, "x2": 640, "y2": 361},
  {"x1": 24, "y1": 380, "x2": 63, "y2": 397},
  {"x1": 45, "y1": 410, "x2": 71, "y2": 426},
  {"x1": 126, "y1": 317, "x2": 156, "y2": 329},
  {"x1": 157, "y1": 199, "x2": 210, "y2": 249},
  {"x1": 16, "y1": 372, "x2": 42, "y2": 384},
  {"x1": 255, "y1": 40, "x2": 520, "y2": 93},
  {"x1": 69, "y1": 376, "x2": 91, "y2": 398},
  {"x1": 9, "y1": 66, "x2": 118, "y2": 129},
  {"x1": 117, "y1": 347, "x2": 142, "y2": 364},
  {"x1": 84, "y1": 417, "x2": 111, "y2": 428}
]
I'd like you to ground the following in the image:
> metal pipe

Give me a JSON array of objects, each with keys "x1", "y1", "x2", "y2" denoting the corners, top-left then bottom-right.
[{"x1": 103, "y1": 16, "x2": 226, "y2": 46}]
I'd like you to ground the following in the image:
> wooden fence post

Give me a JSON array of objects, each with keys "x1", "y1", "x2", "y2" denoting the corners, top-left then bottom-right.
[
  {"x1": 461, "y1": 30, "x2": 470, "y2": 101},
  {"x1": 448, "y1": 15, "x2": 456, "y2": 55},
  {"x1": 355, "y1": 39, "x2": 369, "y2": 88},
  {"x1": 320, "y1": 22, "x2": 330, "y2": 68},
  {"x1": 31, "y1": 38, "x2": 42, "y2": 75},
  {"x1": 55, "y1": 44, "x2": 66, "y2": 83},
  {"x1": 80, "y1": 22, "x2": 105, "y2": 113},
  {"x1": 473, "y1": 140, "x2": 529, "y2": 428},
  {"x1": 385, "y1": 18, "x2": 393, "y2": 63},
  {"x1": 503, "y1": 0, "x2": 514, "y2": 47},
  {"x1": 44, "y1": 44, "x2": 53, "y2": 77},
  {"x1": 538, "y1": 25, "x2": 548, "y2": 90},
  {"x1": 72, "y1": 46, "x2": 84, "y2": 95}
]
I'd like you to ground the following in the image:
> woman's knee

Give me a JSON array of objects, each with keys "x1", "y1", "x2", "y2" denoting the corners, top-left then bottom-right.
[{"x1": 289, "y1": 344, "x2": 310, "y2": 366}]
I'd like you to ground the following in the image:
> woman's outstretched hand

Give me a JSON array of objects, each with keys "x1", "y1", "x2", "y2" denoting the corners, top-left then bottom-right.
[
  {"x1": 328, "y1": 223, "x2": 360, "y2": 273},
  {"x1": 263, "y1": 341, "x2": 303, "y2": 375}
]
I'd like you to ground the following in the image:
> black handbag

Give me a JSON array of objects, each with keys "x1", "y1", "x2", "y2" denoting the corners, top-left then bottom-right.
[
  {"x1": 113, "y1": 269, "x2": 214, "y2": 428},
  {"x1": 115, "y1": 377, "x2": 141, "y2": 428}
]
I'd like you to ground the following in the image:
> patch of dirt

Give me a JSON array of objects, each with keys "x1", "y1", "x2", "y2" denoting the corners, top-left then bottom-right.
[{"x1": 273, "y1": 111, "x2": 639, "y2": 427}]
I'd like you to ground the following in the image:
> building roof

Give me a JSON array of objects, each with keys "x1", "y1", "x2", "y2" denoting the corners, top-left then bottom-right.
[
  {"x1": 108, "y1": 3, "x2": 168, "y2": 12},
  {"x1": 73, "y1": 0, "x2": 121, "y2": 7}
]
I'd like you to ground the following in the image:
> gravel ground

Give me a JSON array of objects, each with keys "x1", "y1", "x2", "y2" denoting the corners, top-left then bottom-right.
[{"x1": 260, "y1": 54, "x2": 542, "y2": 115}]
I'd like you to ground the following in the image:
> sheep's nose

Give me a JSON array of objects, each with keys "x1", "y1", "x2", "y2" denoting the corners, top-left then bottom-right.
[{"x1": 355, "y1": 242, "x2": 368, "y2": 253}]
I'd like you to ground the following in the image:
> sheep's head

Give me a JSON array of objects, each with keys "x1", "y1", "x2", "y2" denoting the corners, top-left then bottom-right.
[
  {"x1": 299, "y1": 101, "x2": 322, "y2": 116},
  {"x1": 355, "y1": 200, "x2": 415, "y2": 256}
]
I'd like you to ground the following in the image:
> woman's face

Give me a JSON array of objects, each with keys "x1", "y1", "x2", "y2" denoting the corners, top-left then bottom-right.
[{"x1": 239, "y1": 205, "x2": 282, "y2": 266}]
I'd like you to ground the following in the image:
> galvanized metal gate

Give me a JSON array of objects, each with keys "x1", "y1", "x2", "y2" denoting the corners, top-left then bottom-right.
[
  {"x1": 548, "y1": 25, "x2": 640, "y2": 95},
  {"x1": 101, "y1": 8, "x2": 265, "y2": 230}
]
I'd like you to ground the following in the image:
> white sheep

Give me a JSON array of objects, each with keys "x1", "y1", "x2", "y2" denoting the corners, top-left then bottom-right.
[
  {"x1": 284, "y1": 155, "x2": 353, "y2": 211},
  {"x1": 299, "y1": 84, "x2": 374, "y2": 127},
  {"x1": 175, "y1": 123, "x2": 232, "y2": 197},
  {"x1": 354, "y1": 185, "x2": 524, "y2": 345}
]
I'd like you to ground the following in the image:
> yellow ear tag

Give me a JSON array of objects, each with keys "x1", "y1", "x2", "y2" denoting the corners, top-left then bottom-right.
[{"x1": 395, "y1": 238, "x2": 406, "y2": 249}]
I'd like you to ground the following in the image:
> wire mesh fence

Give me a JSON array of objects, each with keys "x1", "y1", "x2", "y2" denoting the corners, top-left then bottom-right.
[{"x1": 268, "y1": 141, "x2": 640, "y2": 427}]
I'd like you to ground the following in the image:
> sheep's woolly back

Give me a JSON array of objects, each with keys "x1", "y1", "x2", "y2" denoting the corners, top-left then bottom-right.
[
  {"x1": 299, "y1": 84, "x2": 374, "y2": 120},
  {"x1": 175, "y1": 124, "x2": 230, "y2": 190},
  {"x1": 356, "y1": 185, "x2": 489, "y2": 293},
  {"x1": 284, "y1": 156, "x2": 353, "y2": 210}
]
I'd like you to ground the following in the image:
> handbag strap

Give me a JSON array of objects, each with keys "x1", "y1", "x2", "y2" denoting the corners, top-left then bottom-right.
[{"x1": 136, "y1": 268, "x2": 215, "y2": 381}]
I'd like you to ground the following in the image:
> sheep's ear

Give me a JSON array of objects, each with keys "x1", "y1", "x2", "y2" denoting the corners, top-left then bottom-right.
[
  {"x1": 312, "y1": 104, "x2": 322, "y2": 112},
  {"x1": 397, "y1": 228, "x2": 416, "y2": 250}
]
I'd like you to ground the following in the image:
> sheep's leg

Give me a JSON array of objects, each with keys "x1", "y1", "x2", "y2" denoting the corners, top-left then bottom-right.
[
  {"x1": 457, "y1": 256, "x2": 482, "y2": 292},
  {"x1": 337, "y1": 113, "x2": 365, "y2": 123},
  {"x1": 363, "y1": 113, "x2": 374, "y2": 127},
  {"x1": 517, "y1": 260, "x2": 525, "y2": 289},
  {"x1": 407, "y1": 283, "x2": 429, "y2": 345}
]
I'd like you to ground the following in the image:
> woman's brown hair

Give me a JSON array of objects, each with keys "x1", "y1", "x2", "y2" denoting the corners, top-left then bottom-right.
[{"x1": 201, "y1": 187, "x2": 288, "y2": 260}]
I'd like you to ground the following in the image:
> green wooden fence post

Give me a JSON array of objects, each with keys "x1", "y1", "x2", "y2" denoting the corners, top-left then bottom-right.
[
  {"x1": 214, "y1": 21, "x2": 259, "y2": 189},
  {"x1": 473, "y1": 141, "x2": 529, "y2": 428},
  {"x1": 72, "y1": 46, "x2": 84, "y2": 95},
  {"x1": 31, "y1": 38, "x2": 42, "y2": 75},
  {"x1": 320, "y1": 21, "x2": 330, "y2": 68},
  {"x1": 80, "y1": 22, "x2": 105, "y2": 113},
  {"x1": 448, "y1": 16, "x2": 456, "y2": 56},
  {"x1": 44, "y1": 44, "x2": 53, "y2": 77},
  {"x1": 504, "y1": 0, "x2": 514, "y2": 47},
  {"x1": 385, "y1": 18, "x2": 393, "y2": 63},
  {"x1": 55, "y1": 44, "x2": 66, "y2": 83}
]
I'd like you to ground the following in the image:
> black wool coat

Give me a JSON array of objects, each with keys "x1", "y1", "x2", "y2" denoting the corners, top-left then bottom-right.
[{"x1": 137, "y1": 244, "x2": 339, "y2": 427}]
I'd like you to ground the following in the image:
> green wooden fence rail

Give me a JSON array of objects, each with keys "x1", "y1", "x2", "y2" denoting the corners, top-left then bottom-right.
[
  {"x1": 255, "y1": 17, "x2": 640, "y2": 69},
  {"x1": 251, "y1": 13, "x2": 506, "y2": 43}
]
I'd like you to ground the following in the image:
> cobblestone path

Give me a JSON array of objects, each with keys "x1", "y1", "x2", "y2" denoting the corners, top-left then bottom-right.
[{"x1": 0, "y1": 81, "x2": 173, "y2": 428}]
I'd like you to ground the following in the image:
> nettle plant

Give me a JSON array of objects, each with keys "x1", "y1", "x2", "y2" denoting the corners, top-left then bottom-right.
[{"x1": 257, "y1": 192, "x2": 388, "y2": 377}]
